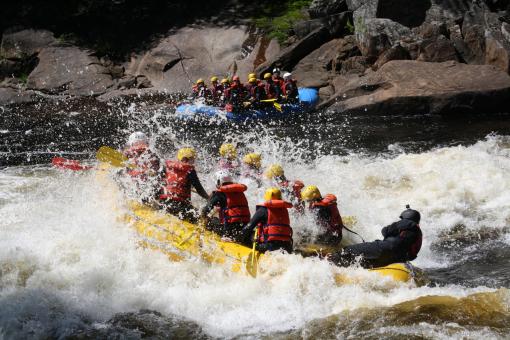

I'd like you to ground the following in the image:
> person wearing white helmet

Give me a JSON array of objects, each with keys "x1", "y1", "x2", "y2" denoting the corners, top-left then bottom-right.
[
  {"x1": 201, "y1": 170, "x2": 251, "y2": 241},
  {"x1": 122, "y1": 131, "x2": 162, "y2": 202},
  {"x1": 282, "y1": 72, "x2": 299, "y2": 103}
]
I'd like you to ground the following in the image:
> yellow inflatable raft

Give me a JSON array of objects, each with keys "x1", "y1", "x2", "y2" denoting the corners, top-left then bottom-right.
[{"x1": 97, "y1": 163, "x2": 422, "y2": 283}]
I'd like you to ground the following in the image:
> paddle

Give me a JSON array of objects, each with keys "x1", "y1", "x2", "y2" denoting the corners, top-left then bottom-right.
[
  {"x1": 246, "y1": 228, "x2": 259, "y2": 277},
  {"x1": 260, "y1": 98, "x2": 282, "y2": 112},
  {"x1": 96, "y1": 146, "x2": 135, "y2": 168},
  {"x1": 52, "y1": 157, "x2": 92, "y2": 171}
]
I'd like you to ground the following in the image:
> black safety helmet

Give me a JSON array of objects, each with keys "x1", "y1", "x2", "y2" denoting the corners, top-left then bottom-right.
[{"x1": 399, "y1": 204, "x2": 421, "y2": 224}]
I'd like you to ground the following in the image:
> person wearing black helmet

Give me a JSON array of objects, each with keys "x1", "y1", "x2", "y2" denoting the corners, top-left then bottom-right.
[{"x1": 328, "y1": 205, "x2": 422, "y2": 268}]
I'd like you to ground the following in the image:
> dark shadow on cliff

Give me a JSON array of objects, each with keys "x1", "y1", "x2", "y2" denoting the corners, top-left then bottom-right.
[
  {"x1": 1, "y1": 0, "x2": 294, "y2": 60},
  {"x1": 376, "y1": 0, "x2": 432, "y2": 28}
]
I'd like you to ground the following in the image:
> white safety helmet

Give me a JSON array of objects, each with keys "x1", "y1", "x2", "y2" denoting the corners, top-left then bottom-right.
[
  {"x1": 272, "y1": 67, "x2": 281, "y2": 74},
  {"x1": 283, "y1": 72, "x2": 292, "y2": 80},
  {"x1": 127, "y1": 131, "x2": 149, "y2": 146},
  {"x1": 216, "y1": 170, "x2": 233, "y2": 186}
]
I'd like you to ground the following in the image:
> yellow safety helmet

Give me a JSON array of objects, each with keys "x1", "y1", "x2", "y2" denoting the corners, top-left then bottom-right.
[
  {"x1": 264, "y1": 187, "x2": 282, "y2": 201},
  {"x1": 221, "y1": 78, "x2": 229, "y2": 84},
  {"x1": 263, "y1": 73, "x2": 272, "y2": 80},
  {"x1": 248, "y1": 73, "x2": 257, "y2": 80},
  {"x1": 210, "y1": 76, "x2": 218, "y2": 82},
  {"x1": 301, "y1": 185, "x2": 322, "y2": 202},
  {"x1": 177, "y1": 147, "x2": 196, "y2": 161},
  {"x1": 219, "y1": 143, "x2": 237, "y2": 160},
  {"x1": 196, "y1": 78, "x2": 204, "y2": 84},
  {"x1": 248, "y1": 77, "x2": 257, "y2": 84},
  {"x1": 243, "y1": 153, "x2": 262, "y2": 168},
  {"x1": 265, "y1": 164, "x2": 284, "y2": 179}
]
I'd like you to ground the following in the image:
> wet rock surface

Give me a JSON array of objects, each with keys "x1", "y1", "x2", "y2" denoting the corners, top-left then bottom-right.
[{"x1": 326, "y1": 60, "x2": 510, "y2": 115}]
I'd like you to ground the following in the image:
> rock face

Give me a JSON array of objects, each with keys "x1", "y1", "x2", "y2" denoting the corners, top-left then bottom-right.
[
  {"x1": 1, "y1": 29, "x2": 56, "y2": 59},
  {"x1": 327, "y1": 60, "x2": 510, "y2": 115},
  {"x1": 126, "y1": 26, "x2": 280, "y2": 92},
  {"x1": 26, "y1": 47, "x2": 114, "y2": 96},
  {"x1": 255, "y1": 27, "x2": 330, "y2": 78}
]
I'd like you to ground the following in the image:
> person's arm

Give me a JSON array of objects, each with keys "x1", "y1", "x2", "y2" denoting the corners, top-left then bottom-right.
[
  {"x1": 201, "y1": 192, "x2": 226, "y2": 217},
  {"x1": 381, "y1": 222, "x2": 399, "y2": 238},
  {"x1": 243, "y1": 207, "x2": 267, "y2": 231},
  {"x1": 241, "y1": 207, "x2": 267, "y2": 245},
  {"x1": 188, "y1": 170, "x2": 209, "y2": 199}
]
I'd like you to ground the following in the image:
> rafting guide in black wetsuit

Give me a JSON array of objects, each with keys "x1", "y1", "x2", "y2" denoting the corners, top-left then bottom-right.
[{"x1": 329, "y1": 205, "x2": 422, "y2": 268}]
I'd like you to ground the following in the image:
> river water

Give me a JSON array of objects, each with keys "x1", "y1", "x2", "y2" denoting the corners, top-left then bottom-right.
[{"x1": 1, "y1": 103, "x2": 510, "y2": 339}]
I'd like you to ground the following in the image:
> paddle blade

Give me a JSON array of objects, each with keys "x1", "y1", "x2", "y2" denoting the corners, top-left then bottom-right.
[
  {"x1": 246, "y1": 252, "x2": 259, "y2": 277},
  {"x1": 52, "y1": 157, "x2": 91, "y2": 171},
  {"x1": 96, "y1": 146, "x2": 132, "y2": 168},
  {"x1": 274, "y1": 102, "x2": 282, "y2": 112},
  {"x1": 343, "y1": 215, "x2": 357, "y2": 227}
]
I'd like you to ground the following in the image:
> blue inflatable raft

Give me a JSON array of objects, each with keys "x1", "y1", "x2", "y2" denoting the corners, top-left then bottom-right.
[{"x1": 175, "y1": 87, "x2": 319, "y2": 122}]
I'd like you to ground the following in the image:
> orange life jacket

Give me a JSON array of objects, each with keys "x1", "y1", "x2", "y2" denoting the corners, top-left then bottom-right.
[
  {"x1": 312, "y1": 194, "x2": 343, "y2": 235},
  {"x1": 160, "y1": 160, "x2": 194, "y2": 201},
  {"x1": 257, "y1": 200, "x2": 293, "y2": 243},
  {"x1": 217, "y1": 183, "x2": 251, "y2": 224}
]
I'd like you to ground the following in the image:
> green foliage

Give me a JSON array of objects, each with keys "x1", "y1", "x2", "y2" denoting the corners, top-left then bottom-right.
[
  {"x1": 19, "y1": 72, "x2": 29, "y2": 84},
  {"x1": 253, "y1": 0, "x2": 313, "y2": 44},
  {"x1": 345, "y1": 18, "x2": 355, "y2": 34}
]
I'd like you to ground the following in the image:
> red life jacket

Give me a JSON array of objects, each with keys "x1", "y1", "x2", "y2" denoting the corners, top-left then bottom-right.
[
  {"x1": 217, "y1": 183, "x2": 251, "y2": 224},
  {"x1": 123, "y1": 144, "x2": 156, "y2": 178},
  {"x1": 160, "y1": 160, "x2": 194, "y2": 201},
  {"x1": 257, "y1": 200, "x2": 293, "y2": 243},
  {"x1": 279, "y1": 180, "x2": 304, "y2": 203},
  {"x1": 312, "y1": 194, "x2": 343, "y2": 235}
]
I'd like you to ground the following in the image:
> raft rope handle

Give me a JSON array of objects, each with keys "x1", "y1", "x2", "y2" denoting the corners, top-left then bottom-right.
[{"x1": 342, "y1": 225, "x2": 365, "y2": 243}]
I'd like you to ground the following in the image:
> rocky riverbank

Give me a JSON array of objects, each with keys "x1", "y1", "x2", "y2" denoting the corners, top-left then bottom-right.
[{"x1": 1, "y1": 0, "x2": 510, "y2": 114}]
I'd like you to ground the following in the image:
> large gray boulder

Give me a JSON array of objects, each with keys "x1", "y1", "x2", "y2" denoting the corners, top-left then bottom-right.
[
  {"x1": 0, "y1": 29, "x2": 56, "y2": 59},
  {"x1": 26, "y1": 47, "x2": 114, "y2": 96},
  {"x1": 291, "y1": 38, "x2": 342, "y2": 88},
  {"x1": 460, "y1": 5, "x2": 510, "y2": 73},
  {"x1": 308, "y1": 0, "x2": 348, "y2": 19},
  {"x1": 326, "y1": 60, "x2": 510, "y2": 115},
  {"x1": 255, "y1": 26, "x2": 331, "y2": 77},
  {"x1": 125, "y1": 26, "x2": 280, "y2": 93},
  {"x1": 346, "y1": 0, "x2": 473, "y2": 60}
]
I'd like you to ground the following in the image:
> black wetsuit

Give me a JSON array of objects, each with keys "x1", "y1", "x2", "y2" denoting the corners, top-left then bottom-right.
[
  {"x1": 241, "y1": 206, "x2": 293, "y2": 253},
  {"x1": 202, "y1": 191, "x2": 246, "y2": 241},
  {"x1": 329, "y1": 218, "x2": 422, "y2": 268}
]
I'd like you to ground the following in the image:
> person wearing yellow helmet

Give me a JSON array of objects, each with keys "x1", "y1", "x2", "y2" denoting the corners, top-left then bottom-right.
[
  {"x1": 192, "y1": 78, "x2": 213, "y2": 103},
  {"x1": 241, "y1": 153, "x2": 263, "y2": 187},
  {"x1": 265, "y1": 164, "x2": 304, "y2": 212},
  {"x1": 263, "y1": 72, "x2": 282, "y2": 101},
  {"x1": 159, "y1": 147, "x2": 209, "y2": 222},
  {"x1": 209, "y1": 76, "x2": 222, "y2": 104},
  {"x1": 241, "y1": 187, "x2": 293, "y2": 253},
  {"x1": 246, "y1": 77, "x2": 267, "y2": 107},
  {"x1": 218, "y1": 143, "x2": 240, "y2": 176},
  {"x1": 301, "y1": 185, "x2": 345, "y2": 246}
]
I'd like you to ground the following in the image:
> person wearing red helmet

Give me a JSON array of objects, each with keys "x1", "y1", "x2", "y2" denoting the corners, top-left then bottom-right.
[{"x1": 225, "y1": 75, "x2": 247, "y2": 110}]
